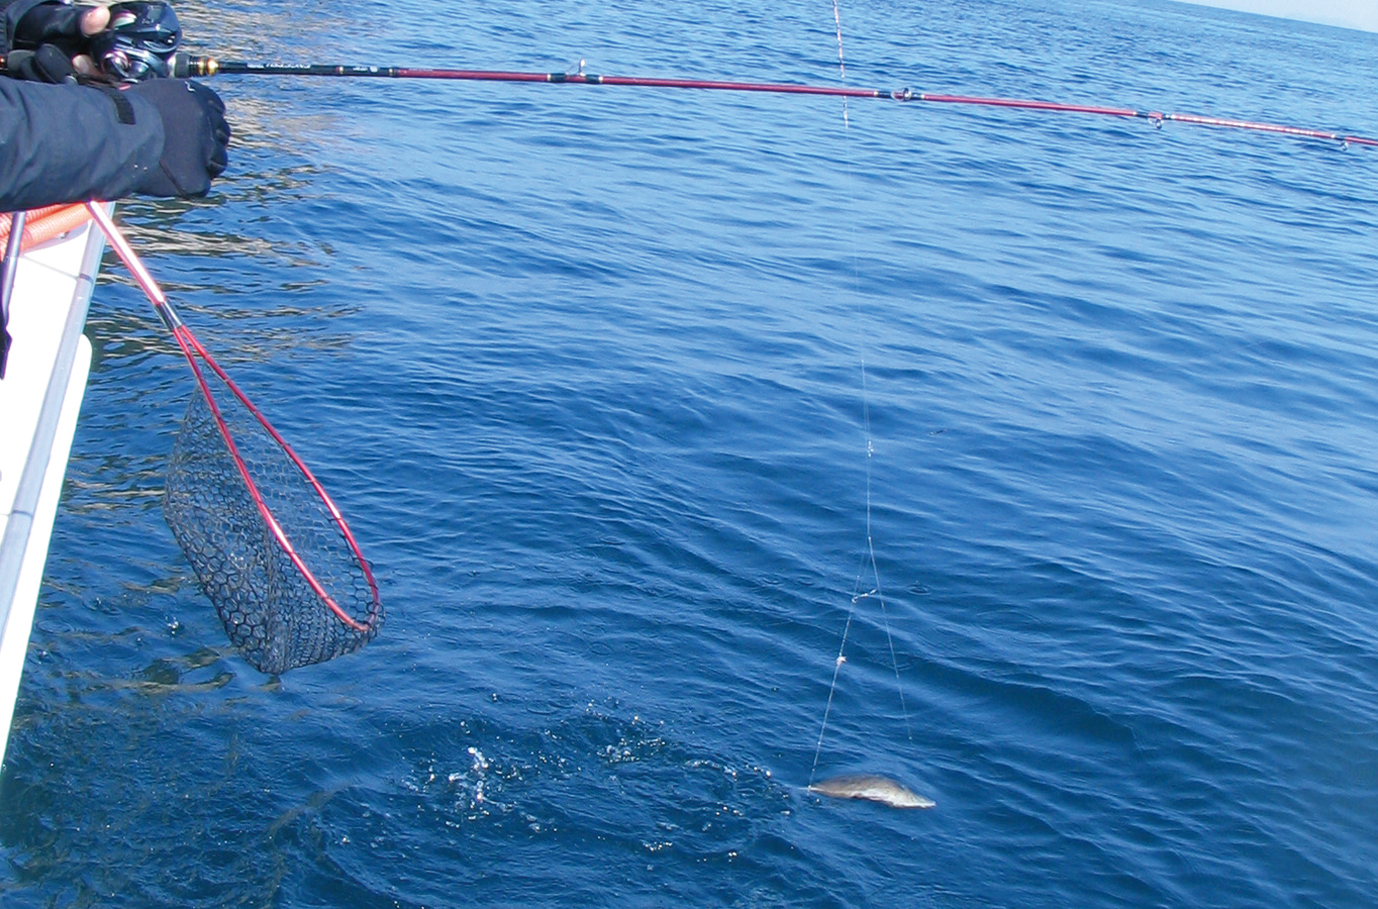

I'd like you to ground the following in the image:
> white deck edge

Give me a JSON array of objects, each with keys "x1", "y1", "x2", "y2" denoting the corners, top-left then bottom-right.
[{"x1": 0, "y1": 214, "x2": 107, "y2": 767}]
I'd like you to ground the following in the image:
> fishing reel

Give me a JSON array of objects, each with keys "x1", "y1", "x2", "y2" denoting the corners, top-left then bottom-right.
[{"x1": 90, "y1": 1, "x2": 182, "y2": 82}]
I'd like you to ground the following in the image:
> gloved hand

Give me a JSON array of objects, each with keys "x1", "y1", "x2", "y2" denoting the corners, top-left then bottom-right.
[
  {"x1": 126, "y1": 78, "x2": 231, "y2": 197},
  {"x1": 10, "y1": 1, "x2": 109, "y2": 82}
]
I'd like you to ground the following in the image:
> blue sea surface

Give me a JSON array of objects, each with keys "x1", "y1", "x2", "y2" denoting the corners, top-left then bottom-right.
[{"x1": 4, "y1": 0, "x2": 1378, "y2": 905}]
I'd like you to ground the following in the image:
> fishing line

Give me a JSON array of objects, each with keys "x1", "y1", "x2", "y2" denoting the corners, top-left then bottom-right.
[{"x1": 808, "y1": 1, "x2": 912, "y2": 789}]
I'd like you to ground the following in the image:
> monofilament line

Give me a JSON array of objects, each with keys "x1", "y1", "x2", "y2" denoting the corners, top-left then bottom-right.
[{"x1": 809, "y1": 0, "x2": 912, "y2": 787}]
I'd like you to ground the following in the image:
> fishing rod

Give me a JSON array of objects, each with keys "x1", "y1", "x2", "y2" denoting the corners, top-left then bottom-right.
[
  {"x1": 169, "y1": 53, "x2": 1378, "y2": 149},
  {"x1": 5, "y1": 0, "x2": 1375, "y2": 148}
]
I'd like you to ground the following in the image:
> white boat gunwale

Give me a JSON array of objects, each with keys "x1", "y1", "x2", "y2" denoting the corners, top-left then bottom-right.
[{"x1": 0, "y1": 208, "x2": 108, "y2": 767}]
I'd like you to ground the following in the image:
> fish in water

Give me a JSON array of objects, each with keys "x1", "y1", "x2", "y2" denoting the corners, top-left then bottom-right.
[{"x1": 808, "y1": 774, "x2": 935, "y2": 809}]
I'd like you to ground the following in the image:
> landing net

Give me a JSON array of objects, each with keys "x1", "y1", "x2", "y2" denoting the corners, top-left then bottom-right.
[
  {"x1": 163, "y1": 351, "x2": 383, "y2": 674},
  {"x1": 85, "y1": 203, "x2": 384, "y2": 675}
]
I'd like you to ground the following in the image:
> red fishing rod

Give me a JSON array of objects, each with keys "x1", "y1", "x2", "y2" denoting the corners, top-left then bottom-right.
[
  {"x1": 170, "y1": 54, "x2": 1378, "y2": 150},
  {"x1": 5, "y1": 0, "x2": 1373, "y2": 148}
]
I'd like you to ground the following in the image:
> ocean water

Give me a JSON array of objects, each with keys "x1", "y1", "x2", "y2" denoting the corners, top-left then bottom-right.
[{"x1": 4, "y1": 0, "x2": 1378, "y2": 905}]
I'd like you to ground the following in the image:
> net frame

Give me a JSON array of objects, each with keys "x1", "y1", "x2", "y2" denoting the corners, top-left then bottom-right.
[{"x1": 87, "y1": 202, "x2": 382, "y2": 672}]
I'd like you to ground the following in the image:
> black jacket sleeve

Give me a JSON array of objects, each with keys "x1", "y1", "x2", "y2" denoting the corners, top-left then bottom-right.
[
  {"x1": 1, "y1": 0, "x2": 46, "y2": 52},
  {"x1": 0, "y1": 78, "x2": 164, "y2": 210}
]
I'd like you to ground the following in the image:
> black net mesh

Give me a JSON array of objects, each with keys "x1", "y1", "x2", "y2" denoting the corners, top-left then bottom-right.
[{"x1": 163, "y1": 368, "x2": 382, "y2": 674}]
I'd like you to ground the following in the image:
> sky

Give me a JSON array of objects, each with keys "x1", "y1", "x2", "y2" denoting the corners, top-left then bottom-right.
[{"x1": 1175, "y1": 0, "x2": 1378, "y2": 33}]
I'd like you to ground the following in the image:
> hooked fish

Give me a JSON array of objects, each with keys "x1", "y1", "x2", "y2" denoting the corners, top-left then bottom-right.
[{"x1": 808, "y1": 773, "x2": 935, "y2": 809}]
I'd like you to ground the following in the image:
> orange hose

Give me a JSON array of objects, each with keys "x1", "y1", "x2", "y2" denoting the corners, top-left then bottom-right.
[
  {"x1": 0, "y1": 203, "x2": 95, "y2": 252},
  {"x1": 0, "y1": 203, "x2": 72, "y2": 238}
]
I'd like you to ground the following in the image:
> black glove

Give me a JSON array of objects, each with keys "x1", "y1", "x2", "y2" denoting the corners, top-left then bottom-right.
[
  {"x1": 126, "y1": 78, "x2": 230, "y2": 197},
  {"x1": 10, "y1": 1, "x2": 98, "y2": 83}
]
